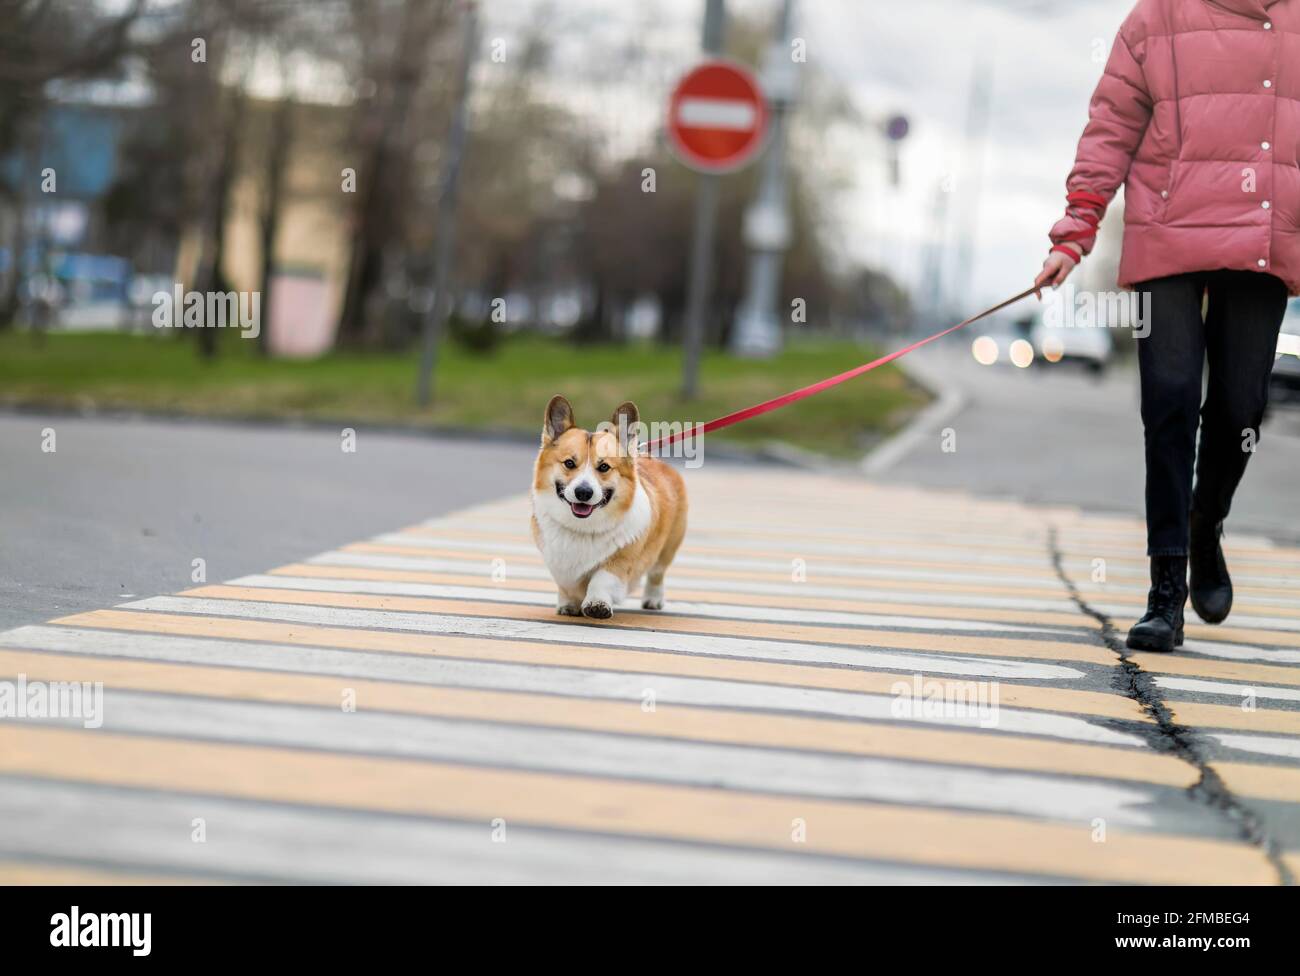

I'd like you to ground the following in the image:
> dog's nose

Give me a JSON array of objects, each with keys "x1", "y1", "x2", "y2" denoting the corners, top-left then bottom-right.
[{"x1": 574, "y1": 483, "x2": 594, "y2": 502}]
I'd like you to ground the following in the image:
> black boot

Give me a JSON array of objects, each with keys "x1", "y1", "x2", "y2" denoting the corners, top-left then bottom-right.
[
  {"x1": 1126, "y1": 555, "x2": 1188, "y2": 652},
  {"x1": 1189, "y1": 510, "x2": 1232, "y2": 624}
]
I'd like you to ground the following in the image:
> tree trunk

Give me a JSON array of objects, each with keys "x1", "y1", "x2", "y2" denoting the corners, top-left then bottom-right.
[
  {"x1": 336, "y1": 0, "x2": 438, "y2": 348},
  {"x1": 257, "y1": 94, "x2": 292, "y2": 356},
  {"x1": 0, "y1": 186, "x2": 25, "y2": 327},
  {"x1": 193, "y1": 90, "x2": 243, "y2": 361}
]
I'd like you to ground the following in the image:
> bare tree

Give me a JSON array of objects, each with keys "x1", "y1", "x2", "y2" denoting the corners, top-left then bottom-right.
[{"x1": 335, "y1": 0, "x2": 453, "y2": 347}]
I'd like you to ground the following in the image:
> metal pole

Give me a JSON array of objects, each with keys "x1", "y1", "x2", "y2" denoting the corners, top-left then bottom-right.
[
  {"x1": 680, "y1": 0, "x2": 725, "y2": 400},
  {"x1": 416, "y1": 1, "x2": 478, "y2": 407},
  {"x1": 730, "y1": 0, "x2": 796, "y2": 358}
]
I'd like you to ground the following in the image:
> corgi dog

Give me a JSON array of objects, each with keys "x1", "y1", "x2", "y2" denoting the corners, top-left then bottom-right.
[{"x1": 531, "y1": 395, "x2": 687, "y2": 619}]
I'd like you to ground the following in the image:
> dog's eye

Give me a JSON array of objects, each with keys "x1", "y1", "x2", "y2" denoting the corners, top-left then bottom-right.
[
  {"x1": 563, "y1": 459, "x2": 576, "y2": 469},
  {"x1": 596, "y1": 462, "x2": 611, "y2": 473}
]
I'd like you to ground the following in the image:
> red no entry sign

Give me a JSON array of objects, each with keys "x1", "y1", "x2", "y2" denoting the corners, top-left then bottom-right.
[{"x1": 667, "y1": 60, "x2": 768, "y2": 173}]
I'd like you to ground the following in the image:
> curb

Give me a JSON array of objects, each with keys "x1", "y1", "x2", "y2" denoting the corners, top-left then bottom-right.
[
  {"x1": 0, "y1": 401, "x2": 809, "y2": 469},
  {"x1": 859, "y1": 349, "x2": 966, "y2": 476}
]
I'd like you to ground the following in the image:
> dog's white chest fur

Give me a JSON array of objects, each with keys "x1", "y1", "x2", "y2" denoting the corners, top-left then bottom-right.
[{"x1": 533, "y1": 483, "x2": 652, "y2": 588}]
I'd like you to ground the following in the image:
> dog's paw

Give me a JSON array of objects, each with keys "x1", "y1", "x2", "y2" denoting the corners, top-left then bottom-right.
[
  {"x1": 556, "y1": 603, "x2": 582, "y2": 617},
  {"x1": 581, "y1": 599, "x2": 613, "y2": 619},
  {"x1": 641, "y1": 596, "x2": 664, "y2": 610}
]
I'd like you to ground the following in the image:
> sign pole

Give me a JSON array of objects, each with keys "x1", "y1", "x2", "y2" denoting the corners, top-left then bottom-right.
[
  {"x1": 416, "y1": 1, "x2": 478, "y2": 407},
  {"x1": 680, "y1": 0, "x2": 725, "y2": 400}
]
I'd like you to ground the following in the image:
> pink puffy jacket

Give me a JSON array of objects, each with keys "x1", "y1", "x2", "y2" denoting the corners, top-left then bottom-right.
[{"x1": 1050, "y1": 0, "x2": 1300, "y2": 296}]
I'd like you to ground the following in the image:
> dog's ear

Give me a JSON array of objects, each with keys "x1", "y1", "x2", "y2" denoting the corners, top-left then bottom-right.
[
  {"x1": 543, "y1": 395, "x2": 575, "y2": 443},
  {"x1": 610, "y1": 401, "x2": 639, "y2": 430},
  {"x1": 609, "y1": 401, "x2": 640, "y2": 452}
]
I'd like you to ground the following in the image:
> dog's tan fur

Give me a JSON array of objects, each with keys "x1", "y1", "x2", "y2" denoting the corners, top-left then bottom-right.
[{"x1": 530, "y1": 396, "x2": 687, "y2": 619}]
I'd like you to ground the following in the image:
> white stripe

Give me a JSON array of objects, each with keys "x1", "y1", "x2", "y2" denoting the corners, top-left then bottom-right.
[
  {"x1": 601, "y1": 531, "x2": 1055, "y2": 569},
  {"x1": 424, "y1": 511, "x2": 1284, "y2": 551},
  {"x1": 19, "y1": 689, "x2": 1158, "y2": 827},
  {"x1": 1181, "y1": 639, "x2": 1300, "y2": 665},
  {"x1": 427, "y1": 514, "x2": 1057, "y2": 550},
  {"x1": 429, "y1": 526, "x2": 1300, "y2": 580},
  {"x1": 1154, "y1": 676, "x2": 1300, "y2": 703},
  {"x1": 366, "y1": 534, "x2": 1071, "y2": 590},
  {"x1": 231, "y1": 575, "x2": 1079, "y2": 636},
  {"x1": 116, "y1": 596, "x2": 1086, "y2": 681},
  {"x1": 309, "y1": 551, "x2": 1087, "y2": 612},
  {"x1": 1077, "y1": 580, "x2": 1277, "y2": 600},
  {"x1": 1102, "y1": 603, "x2": 1300, "y2": 634},
  {"x1": 676, "y1": 97, "x2": 757, "y2": 130},
  {"x1": 1207, "y1": 733, "x2": 1300, "y2": 760},
  {"x1": 0, "y1": 625, "x2": 1137, "y2": 744},
  {"x1": 1094, "y1": 588, "x2": 1300, "y2": 611},
  {"x1": 0, "y1": 779, "x2": 1038, "y2": 885},
  {"x1": 1177, "y1": 610, "x2": 1300, "y2": 633},
  {"x1": 1092, "y1": 571, "x2": 1299, "y2": 588}
]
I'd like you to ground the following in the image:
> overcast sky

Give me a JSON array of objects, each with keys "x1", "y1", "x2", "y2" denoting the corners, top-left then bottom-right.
[{"x1": 487, "y1": 0, "x2": 1138, "y2": 311}]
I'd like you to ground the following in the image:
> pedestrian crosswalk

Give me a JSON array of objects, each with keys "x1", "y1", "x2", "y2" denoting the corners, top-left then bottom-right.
[{"x1": 1, "y1": 469, "x2": 1297, "y2": 884}]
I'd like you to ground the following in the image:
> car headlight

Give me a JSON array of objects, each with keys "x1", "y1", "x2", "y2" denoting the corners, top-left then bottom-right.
[
  {"x1": 1009, "y1": 338, "x2": 1034, "y2": 368},
  {"x1": 1040, "y1": 334, "x2": 1065, "y2": 362},
  {"x1": 972, "y1": 336, "x2": 998, "y2": 366}
]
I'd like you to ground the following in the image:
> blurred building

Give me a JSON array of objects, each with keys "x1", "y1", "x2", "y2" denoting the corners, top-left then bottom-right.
[
  {"x1": 0, "y1": 98, "x2": 141, "y2": 329},
  {"x1": 190, "y1": 98, "x2": 354, "y2": 357}
]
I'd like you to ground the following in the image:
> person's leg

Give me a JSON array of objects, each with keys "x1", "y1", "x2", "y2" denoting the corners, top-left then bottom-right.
[
  {"x1": 1193, "y1": 271, "x2": 1288, "y2": 519},
  {"x1": 1136, "y1": 273, "x2": 1207, "y2": 556},
  {"x1": 1127, "y1": 273, "x2": 1205, "y2": 651},
  {"x1": 1187, "y1": 271, "x2": 1288, "y2": 623}
]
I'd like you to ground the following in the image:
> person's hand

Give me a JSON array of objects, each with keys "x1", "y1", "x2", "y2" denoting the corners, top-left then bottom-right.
[{"x1": 1034, "y1": 249, "x2": 1078, "y2": 298}]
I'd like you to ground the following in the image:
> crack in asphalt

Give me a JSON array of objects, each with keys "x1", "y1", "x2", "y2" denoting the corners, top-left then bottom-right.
[{"x1": 1046, "y1": 526, "x2": 1293, "y2": 886}]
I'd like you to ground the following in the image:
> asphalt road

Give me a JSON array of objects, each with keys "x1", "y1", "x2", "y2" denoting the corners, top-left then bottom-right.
[
  {"x1": 0, "y1": 414, "x2": 536, "y2": 631},
  {"x1": 877, "y1": 342, "x2": 1300, "y2": 546},
  {"x1": 5, "y1": 351, "x2": 1297, "y2": 630},
  {"x1": 2, "y1": 402, "x2": 1298, "y2": 884},
  {"x1": 4, "y1": 458, "x2": 1297, "y2": 884}
]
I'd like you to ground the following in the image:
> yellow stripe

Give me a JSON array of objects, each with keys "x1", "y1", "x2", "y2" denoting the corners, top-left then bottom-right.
[
  {"x1": 430, "y1": 522, "x2": 1300, "y2": 570},
  {"x1": 0, "y1": 647, "x2": 1174, "y2": 782},
  {"x1": 176, "y1": 584, "x2": 1117, "y2": 667},
  {"x1": 1285, "y1": 852, "x2": 1300, "y2": 880},
  {"x1": 40, "y1": 610, "x2": 1147, "y2": 722},
  {"x1": 2, "y1": 725, "x2": 1273, "y2": 884},
  {"x1": 0, "y1": 861, "x2": 211, "y2": 885},
  {"x1": 446, "y1": 517, "x2": 1300, "y2": 570},
  {"x1": 270, "y1": 563, "x2": 1100, "y2": 631},
  {"x1": 398, "y1": 530, "x2": 1066, "y2": 582},
  {"x1": 1183, "y1": 624, "x2": 1300, "y2": 649},
  {"x1": 1212, "y1": 762, "x2": 1300, "y2": 805},
  {"x1": 345, "y1": 543, "x2": 1082, "y2": 600},
  {"x1": 1166, "y1": 701, "x2": 1300, "y2": 736},
  {"x1": 1131, "y1": 653, "x2": 1300, "y2": 689},
  {"x1": 424, "y1": 523, "x2": 1065, "y2": 558},
  {"x1": 1083, "y1": 590, "x2": 1300, "y2": 616},
  {"x1": 1058, "y1": 550, "x2": 1300, "y2": 573},
  {"x1": 1088, "y1": 589, "x2": 1300, "y2": 611},
  {"x1": 404, "y1": 528, "x2": 1300, "y2": 582},
  {"x1": 245, "y1": 577, "x2": 1300, "y2": 691}
]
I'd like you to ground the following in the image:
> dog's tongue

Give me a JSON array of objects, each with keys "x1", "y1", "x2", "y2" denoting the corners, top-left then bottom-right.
[{"x1": 570, "y1": 502, "x2": 595, "y2": 518}]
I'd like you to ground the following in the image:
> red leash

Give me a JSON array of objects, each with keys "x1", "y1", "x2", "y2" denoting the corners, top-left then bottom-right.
[{"x1": 642, "y1": 284, "x2": 1040, "y2": 453}]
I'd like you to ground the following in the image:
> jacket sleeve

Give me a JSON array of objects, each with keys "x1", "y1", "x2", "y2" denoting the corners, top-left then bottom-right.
[{"x1": 1049, "y1": 19, "x2": 1153, "y2": 258}]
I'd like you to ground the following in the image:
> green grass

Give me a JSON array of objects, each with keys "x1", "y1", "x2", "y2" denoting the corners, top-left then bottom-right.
[{"x1": 0, "y1": 330, "x2": 929, "y2": 458}]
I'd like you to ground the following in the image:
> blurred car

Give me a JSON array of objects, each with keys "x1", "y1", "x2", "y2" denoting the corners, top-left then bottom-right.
[
  {"x1": 1028, "y1": 305, "x2": 1114, "y2": 374},
  {"x1": 1271, "y1": 297, "x2": 1300, "y2": 403},
  {"x1": 969, "y1": 316, "x2": 1036, "y2": 369}
]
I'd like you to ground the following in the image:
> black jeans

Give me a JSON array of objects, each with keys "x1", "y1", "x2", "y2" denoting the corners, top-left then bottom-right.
[{"x1": 1137, "y1": 270, "x2": 1288, "y2": 556}]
